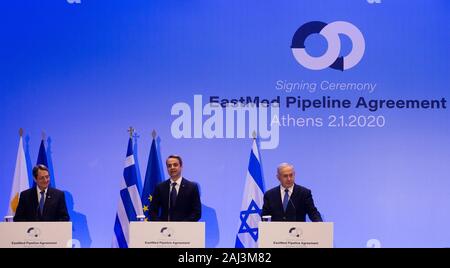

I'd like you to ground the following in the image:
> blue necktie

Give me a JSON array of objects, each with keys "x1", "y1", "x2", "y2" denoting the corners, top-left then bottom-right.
[
  {"x1": 39, "y1": 190, "x2": 45, "y2": 215},
  {"x1": 282, "y1": 189, "x2": 289, "y2": 212},
  {"x1": 170, "y1": 182, "x2": 177, "y2": 210}
]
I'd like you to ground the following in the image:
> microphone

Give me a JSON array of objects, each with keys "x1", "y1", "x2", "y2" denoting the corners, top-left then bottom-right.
[
  {"x1": 288, "y1": 197, "x2": 298, "y2": 221},
  {"x1": 288, "y1": 197, "x2": 296, "y2": 211}
]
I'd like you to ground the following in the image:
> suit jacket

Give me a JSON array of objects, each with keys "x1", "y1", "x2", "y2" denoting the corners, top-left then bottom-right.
[
  {"x1": 150, "y1": 178, "x2": 201, "y2": 221},
  {"x1": 262, "y1": 184, "x2": 322, "y2": 222},
  {"x1": 13, "y1": 187, "x2": 70, "y2": 222}
]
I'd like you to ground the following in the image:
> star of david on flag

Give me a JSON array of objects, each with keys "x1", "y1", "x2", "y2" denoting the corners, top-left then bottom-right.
[{"x1": 235, "y1": 137, "x2": 265, "y2": 248}]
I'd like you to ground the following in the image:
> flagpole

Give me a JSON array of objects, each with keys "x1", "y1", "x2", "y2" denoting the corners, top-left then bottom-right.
[{"x1": 127, "y1": 126, "x2": 134, "y2": 138}]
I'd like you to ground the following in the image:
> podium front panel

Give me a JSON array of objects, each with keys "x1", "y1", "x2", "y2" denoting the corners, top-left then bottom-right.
[
  {"x1": 129, "y1": 222, "x2": 205, "y2": 248},
  {"x1": 258, "y1": 222, "x2": 333, "y2": 248},
  {"x1": 0, "y1": 222, "x2": 72, "y2": 248}
]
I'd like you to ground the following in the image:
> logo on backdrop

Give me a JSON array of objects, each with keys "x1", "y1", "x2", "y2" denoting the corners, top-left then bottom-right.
[{"x1": 291, "y1": 21, "x2": 365, "y2": 71}]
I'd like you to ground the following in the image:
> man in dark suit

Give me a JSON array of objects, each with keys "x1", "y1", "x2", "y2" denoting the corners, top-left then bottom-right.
[
  {"x1": 150, "y1": 155, "x2": 201, "y2": 221},
  {"x1": 14, "y1": 164, "x2": 70, "y2": 222},
  {"x1": 262, "y1": 163, "x2": 322, "y2": 222}
]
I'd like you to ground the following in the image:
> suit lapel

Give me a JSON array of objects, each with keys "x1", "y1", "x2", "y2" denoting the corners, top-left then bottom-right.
[
  {"x1": 275, "y1": 186, "x2": 284, "y2": 213},
  {"x1": 163, "y1": 180, "x2": 171, "y2": 210},
  {"x1": 42, "y1": 188, "x2": 53, "y2": 216},
  {"x1": 31, "y1": 188, "x2": 39, "y2": 218},
  {"x1": 289, "y1": 185, "x2": 301, "y2": 211}
]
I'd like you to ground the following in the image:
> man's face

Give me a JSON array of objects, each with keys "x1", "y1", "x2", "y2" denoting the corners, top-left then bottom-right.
[
  {"x1": 166, "y1": 158, "x2": 182, "y2": 179},
  {"x1": 34, "y1": 169, "x2": 50, "y2": 190},
  {"x1": 277, "y1": 165, "x2": 295, "y2": 188}
]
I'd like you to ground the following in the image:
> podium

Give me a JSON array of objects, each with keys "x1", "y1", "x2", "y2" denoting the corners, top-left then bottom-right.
[
  {"x1": 129, "y1": 222, "x2": 205, "y2": 248},
  {"x1": 258, "y1": 222, "x2": 333, "y2": 248},
  {"x1": 0, "y1": 222, "x2": 72, "y2": 248}
]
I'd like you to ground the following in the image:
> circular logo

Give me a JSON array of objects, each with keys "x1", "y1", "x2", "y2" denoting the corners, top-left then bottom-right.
[
  {"x1": 26, "y1": 227, "x2": 41, "y2": 238},
  {"x1": 291, "y1": 21, "x2": 365, "y2": 71},
  {"x1": 160, "y1": 227, "x2": 175, "y2": 238},
  {"x1": 288, "y1": 227, "x2": 302, "y2": 238}
]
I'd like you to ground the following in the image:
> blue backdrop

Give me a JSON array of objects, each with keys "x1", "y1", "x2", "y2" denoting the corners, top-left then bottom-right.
[{"x1": 1, "y1": 0, "x2": 449, "y2": 247}]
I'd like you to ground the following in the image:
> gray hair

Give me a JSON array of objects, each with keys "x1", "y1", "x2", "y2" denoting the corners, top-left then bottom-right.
[{"x1": 277, "y1": 163, "x2": 295, "y2": 174}]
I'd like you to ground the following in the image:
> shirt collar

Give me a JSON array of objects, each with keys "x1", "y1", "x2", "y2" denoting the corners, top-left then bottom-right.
[
  {"x1": 36, "y1": 186, "x2": 48, "y2": 195},
  {"x1": 170, "y1": 176, "x2": 182, "y2": 185},
  {"x1": 280, "y1": 184, "x2": 294, "y2": 193}
]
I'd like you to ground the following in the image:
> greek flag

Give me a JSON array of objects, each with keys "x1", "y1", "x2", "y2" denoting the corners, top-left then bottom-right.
[
  {"x1": 235, "y1": 138, "x2": 265, "y2": 248},
  {"x1": 112, "y1": 137, "x2": 144, "y2": 248}
]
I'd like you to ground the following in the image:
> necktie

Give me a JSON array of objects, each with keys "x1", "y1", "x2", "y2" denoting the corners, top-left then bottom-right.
[
  {"x1": 170, "y1": 182, "x2": 177, "y2": 210},
  {"x1": 39, "y1": 190, "x2": 45, "y2": 215},
  {"x1": 282, "y1": 189, "x2": 289, "y2": 212}
]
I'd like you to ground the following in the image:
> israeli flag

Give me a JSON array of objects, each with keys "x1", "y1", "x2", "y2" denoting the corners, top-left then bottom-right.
[
  {"x1": 235, "y1": 138, "x2": 265, "y2": 248},
  {"x1": 112, "y1": 137, "x2": 143, "y2": 248}
]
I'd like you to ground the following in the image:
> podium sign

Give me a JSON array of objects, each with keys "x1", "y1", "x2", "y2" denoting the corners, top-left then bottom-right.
[
  {"x1": 129, "y1": 222, "x2": 205, "y2": 248},
  {"x1": 0, "y1": 222, "x2": 72, "y2": 248},
  {"x1": 258, "y1": 222, "x2": 333, "y2": 248}
]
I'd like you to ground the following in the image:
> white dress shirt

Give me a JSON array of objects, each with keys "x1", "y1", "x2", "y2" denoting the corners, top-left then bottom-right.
[
  {"x1": 280, "y1": 185, "x2": 293, "y2": 203},
  {"x1": 37, "y1": 187, "x2": 48, "y2": 204},
  {"x1": 170, "y1": 176, "x2": 182, "y2": 195}
]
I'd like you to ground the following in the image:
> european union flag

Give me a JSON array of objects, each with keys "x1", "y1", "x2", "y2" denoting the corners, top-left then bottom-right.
[
  {"x1": 33, "y1": 138, "x2": 55, "y2": 187},
  {"x1": 36, "y1": 139, "x2": 48, "y2": 167},
  {"x1": 36, "y1": 138, "x2": 57, "y2": 187},
  {"x1": 141, "y1": 134, "x2": 164, "y2": 221}
]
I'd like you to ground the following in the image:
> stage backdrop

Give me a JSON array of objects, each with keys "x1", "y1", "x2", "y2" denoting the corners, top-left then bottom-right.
[{"x1": 1, "y1": 0, "x2": 449, "y2": 248}]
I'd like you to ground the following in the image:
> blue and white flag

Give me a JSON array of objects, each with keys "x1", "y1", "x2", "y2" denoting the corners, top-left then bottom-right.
[
  {"x1": 112, "y1": 137, "x2": 144, "y2": 248},
  {"x1": 235, "y1": 138, "x2": 265, "y2": 248}
]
